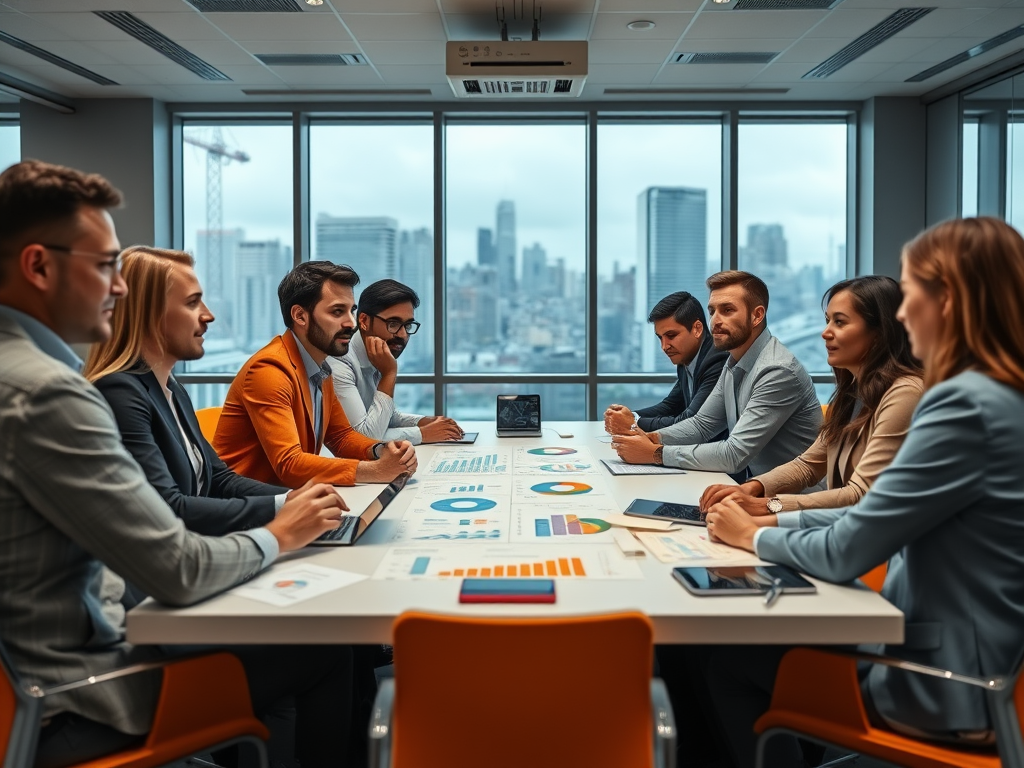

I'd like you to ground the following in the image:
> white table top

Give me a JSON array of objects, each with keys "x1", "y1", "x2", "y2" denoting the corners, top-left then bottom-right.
[{"x1": 128, "y1": 421, "x2": 903, "y2": 646}]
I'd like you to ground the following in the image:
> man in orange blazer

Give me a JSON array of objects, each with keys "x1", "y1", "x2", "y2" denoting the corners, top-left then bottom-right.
[{"x1": 214, "y1": 261, "x2": 416, "y2": 487}]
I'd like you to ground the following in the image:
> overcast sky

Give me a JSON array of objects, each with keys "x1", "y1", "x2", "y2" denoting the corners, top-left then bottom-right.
[{"x1": 181, "y1": 120, "x2": 847, "y2": 279}]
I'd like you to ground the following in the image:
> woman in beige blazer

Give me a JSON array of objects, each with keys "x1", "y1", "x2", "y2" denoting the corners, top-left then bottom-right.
[{"x1": 701, "y1": 274, "x2": 923, "y2": 516}]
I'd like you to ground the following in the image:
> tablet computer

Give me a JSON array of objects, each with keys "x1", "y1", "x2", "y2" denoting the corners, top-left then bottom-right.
[
  {"x1": 672, "y1": 565, "x2": 816, "y2": 596},
  {"x1": 625, "y1": 498, "x2": 704, "y2": 526},
  {"x1": 310, "y1": 473, "x2": 408, "y2": 546},
  {"x1": 496, "y1": 394, "x2": 542, "y2": 437}
]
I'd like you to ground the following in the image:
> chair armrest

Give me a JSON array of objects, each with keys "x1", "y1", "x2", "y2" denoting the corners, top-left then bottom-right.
[
  {"x1": 826, "y1": 649, "x2": 1010, "y2": 692},
  {"x1": 369, "y1": 677, "x2": 395, "y2": 768},
  {"x1": 32, "y1": 651, "x2": 210, "y2": 698},
  {"x1": 651, "y1": 678, "x2": 677, "y2": 768}
]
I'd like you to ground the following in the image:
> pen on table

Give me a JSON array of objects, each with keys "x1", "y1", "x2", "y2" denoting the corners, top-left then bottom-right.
[{"x1": 764, "y1": 577, "x2": 784, "y2": 608}]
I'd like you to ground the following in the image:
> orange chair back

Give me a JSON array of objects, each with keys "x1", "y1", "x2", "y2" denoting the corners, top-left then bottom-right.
[
  {"x1": 860, "y1": 562, "x2": 887, "y2": 593},
  {"x1": 195, "y1": 407, "x2": 222, "y2": 444},
  {"x1": 390, "y1": 611, "x2": 654, "y2": 768}
]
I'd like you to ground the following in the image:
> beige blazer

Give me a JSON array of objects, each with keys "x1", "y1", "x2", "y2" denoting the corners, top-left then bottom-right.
[{"x1": 755, "y1": 375, "x2": 924, "y2": 511}]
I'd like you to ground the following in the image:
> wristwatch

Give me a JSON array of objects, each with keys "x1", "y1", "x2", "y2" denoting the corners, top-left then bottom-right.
[
  {"x1": 652, "y1": 445, "x2": 664, "y2": 465},
  {"x1": 766, "y1": 497, "x2": 783, "y2": 514}
]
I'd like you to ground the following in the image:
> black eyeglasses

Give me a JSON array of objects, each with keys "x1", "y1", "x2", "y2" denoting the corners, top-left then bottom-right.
[
  {"x1": 41, "y1": 244, "x2": 123, "y2": 275},
  {"x1": 372, "y1": 314, "x2": 420, "y2": 335}
]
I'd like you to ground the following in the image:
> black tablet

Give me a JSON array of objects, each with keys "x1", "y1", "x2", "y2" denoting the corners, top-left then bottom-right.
[{"x1": 672, "y1": 565, "x2": 816, "y2": 596}]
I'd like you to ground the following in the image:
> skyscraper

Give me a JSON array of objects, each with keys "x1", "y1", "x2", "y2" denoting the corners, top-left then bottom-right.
[
  {"x1": 495, "y1": 200, "x2": 516, "y2": 291},
  {"x1": 521, "y1": 242, "x2": 547, "y2": 297},
  {"x1": 315, "y1": 214, "x2": 398, "y2": 288},
  {"x1": 195, "y1": 227, "x2": 243, "y2": 343},
  {"x1": 742, "y1": 224, "x2": 788, "y2": 272},
  {"x1": 399, "y1": 227, "x2": 434, "y2": 372},
  {"x1": 235, "y1": 239, "x2": 291, "y2": 350},
  {"x1": 477, "y1": 227, "x2": 495, "y2": 267},
  {"x1": 636, "y1": 187, "x2": 707, "y2": 370}
]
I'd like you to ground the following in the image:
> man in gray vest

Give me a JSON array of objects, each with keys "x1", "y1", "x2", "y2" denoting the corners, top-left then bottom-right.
[{"x1": 611, "y1": 270, "x2": 820, "y2": 480}]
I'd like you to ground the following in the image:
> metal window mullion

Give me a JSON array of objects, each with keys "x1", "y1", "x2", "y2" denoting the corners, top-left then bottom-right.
[
  {"x1": 586, "y1": 110, "x2": 599, "y2": 421},
  {"x1": 724, "y1": 110, "x2": 739, "y2": 270},
  {"x1": 847, "y1": 111, "x2": 859, "y2": 276},
  {"x1": 171, "y1": 113, "x2": 184, "y2": 251},
  {"x1": 433, "y1": 111, "x2": 446, "y2": 415},
  {"x1": 293, "y1": 111, "x2": 309, "y2": 265}
]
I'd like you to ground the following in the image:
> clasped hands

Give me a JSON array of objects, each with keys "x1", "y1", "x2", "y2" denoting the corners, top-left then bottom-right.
[
  {"x1": 604, "y1": 404, "x2": 661, "y2": 464},
  {"x1": 700, "y1": 481, "x2": 777, "y2": 553}
]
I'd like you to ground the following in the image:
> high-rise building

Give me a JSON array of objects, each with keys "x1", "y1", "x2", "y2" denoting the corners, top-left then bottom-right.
[
  {"x1": 399, "y1": 227, "x2": 434, "y2": 372},
  {"x1": 235, "y1": 239, "x2": 291, "y2": 350},
  {"x1": 742, "y1": 224, "x2": 788, "y2": 272},
  {"x1": 195, "y1": 227, "x2": 244, "y2": 342},
  {"x1": 521, "y1": 242, "x2": 547, "y2": 297},
  {"x1": 635, "y1": 187, "x2": 707, "y2": 370},
  {"x1": 477, "y1": 227, "x2": 495, "y2": 267},
  {"x1": 495, "y1": 200, "x2": 516, "y2": 291},
  {"x1": 315, "y1": 214, "x2": 398, "y2": 288}
]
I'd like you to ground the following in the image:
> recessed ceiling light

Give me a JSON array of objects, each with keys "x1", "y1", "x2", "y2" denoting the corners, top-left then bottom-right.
[
  {"x1": 627, "y1": 20, "x2": 656, "y2": 31},
  {"x1": 306, "y1": 0, "x2": 323, "y2": 5},
  {"x1": 712, "y1": 0, "x2": 731, "y2": 4}
]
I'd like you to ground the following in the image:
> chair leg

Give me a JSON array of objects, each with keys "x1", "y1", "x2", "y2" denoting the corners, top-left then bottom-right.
[
  {"x1": 650, "y1": 678, "x2": 677, "y2": 768},
  {"x1": 368, "y1": 677, "x2": 395, "y2": 768}
]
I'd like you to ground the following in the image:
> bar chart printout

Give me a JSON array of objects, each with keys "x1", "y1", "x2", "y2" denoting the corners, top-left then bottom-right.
[
  {"x1": 427, "y1": 449, "x2": 511, "y2": 475},
  {"x1": 372, "y1": 546, "x2": 644, "y2": 580}
]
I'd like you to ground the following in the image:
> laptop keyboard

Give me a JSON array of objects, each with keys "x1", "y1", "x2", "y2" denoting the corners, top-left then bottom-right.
[{"x1": 317, "y1": 515, "x2": 356, "y2": 542}]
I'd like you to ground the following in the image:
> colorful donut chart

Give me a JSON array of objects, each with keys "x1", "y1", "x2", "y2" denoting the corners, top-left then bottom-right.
[
  {"x1": 429, "y1": 497, "x2": 499, "y2": 513},
  {"x1": 527, "y1": 446, "x2": 578, "y2": 456},
  {"x1": 530, "y1": 482, "x2": 593, "y2": 495}
]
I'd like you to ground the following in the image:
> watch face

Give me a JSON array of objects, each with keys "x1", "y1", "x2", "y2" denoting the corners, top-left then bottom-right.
[{"x1": 767, "y1": 498, "x2": 783, "y2": 514}]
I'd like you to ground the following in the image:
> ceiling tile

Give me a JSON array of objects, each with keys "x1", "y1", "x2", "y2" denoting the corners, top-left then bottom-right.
[
  {"x1": 242, "y1": 40, "x2": 365, "y2": 57},
  {"x1": 334, "y1": 0, "x2": 439, "y2": 10},
  {"x1": 131, "y1": 63, "x2": 230, "y2": 85},
  {"x1": 3, "y1": 0, "x2": 171, "y2": 11},
  {"x1": 957, "y1": 7, "x2": 1024, "y2": 39},
  {"x1": 655, "y1": 63, "x2": 767, "y2": 84},
  {"x1": 439, "y1": 0, "x2": 595, "y2": 12},
  {"x1": 852, "y1": 35, "x2": 940, "y2": 63},
  {"x1": 748, "y1": 62, "x2": 818, "y2": 83},
  {"x1": 0, "y1": 10, "x2": 73, "y2": 41},
  {"x1": 375, "y1": 64, "x2": 447, "y2": 84},
  {"x1": 341, "y1": 13, "x2": 447, "y2": 41},
  {"x1": 204, "y1": 13, "x2": 354, "y2": 42},
  {"x1": 184, "y1": 40, "x2": 262, "y2": 66},
  {"x1": 211, "y1": 64, "x2": 288, "y2": 84},
  {"x1": 270, "y1": 66, "x2": 384, "y2": 85},
  {"x1": 598, "y1": 0, "x2": 701, "y2": 11},
  {"x1": 811, "y1": 60, "x2": 891, "y2": 82},
  {"x1": 773, "y1": 37, "x2": 848, "y2": 64},
  {"x1": 683, "y1": 10, "x2": 824, "y2": 40},
  {"x1": 898, "y1": 7, "x2": 996, "y2": 38},
  {"x1": 589, "y1": 39, "x2": 675, "y2": 64},
  {"x1": 22, "y1": 12, "x2": 131, "y2": 40},
  {"x1": 358, "y1": 40, "x2": 440, "y2": 65},
  {"x1": 674, "y1": 37, "x2": 793, "y2": 55},
  {"x1": 804, "y1": 8, "x2": 893, "y2": 39},
  {"x1": 94, "y1": 40, "x2": 193, "y2": 66},
  {"x1": 133, "y1": 11, "x2": 227, "y2": 41},
  {"x1": 585, "y1": 63, "x2": 660, "y2": 84},
  {"x1": 591, "y1": 12, "x2": 695, "y2": 40}
]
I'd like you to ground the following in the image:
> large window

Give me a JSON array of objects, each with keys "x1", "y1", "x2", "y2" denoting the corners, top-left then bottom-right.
[
  {"x1": 310, "y1": 122, "x2": 435, "y2": 374},
  {"x1": 0, "y1": 121, "x2": 19, "y2": 171},
  {"x1": 738, "y1": 121, "x2": 848, "y2": 375},
  {"x1": 597, "y1": 122, "x2": 722, "y2": 377},
  {"x1": 180, "y1": 122, "x2": 293, "y2": 408},
  {"x1": 174, "y1": 111, "x2": 853, "y2": 418}
]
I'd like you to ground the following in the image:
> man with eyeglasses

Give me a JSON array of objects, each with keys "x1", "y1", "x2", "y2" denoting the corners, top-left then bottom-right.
[{"x1": 332, "y1": 279, "x2": 464, "y2": 444}]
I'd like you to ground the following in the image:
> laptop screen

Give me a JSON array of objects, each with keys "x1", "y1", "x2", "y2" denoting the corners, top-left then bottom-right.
[
  {"x1": 311, "y1": 473, "x2": 408, "y2": 546},
  {"x1": 496, "y1": 394, "x2": 541, "y2": 432}
]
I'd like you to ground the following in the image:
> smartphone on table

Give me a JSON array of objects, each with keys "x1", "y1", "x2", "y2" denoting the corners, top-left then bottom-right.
[{"x1": 624, "y1": 498, "x2": 705, "y2": 526}]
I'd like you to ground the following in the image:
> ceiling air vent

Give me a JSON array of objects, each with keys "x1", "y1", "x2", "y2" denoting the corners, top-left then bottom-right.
[
  {"x1": 255, "y1": 53, "x2": 366, "y2": 66},
  {"x1": 907, "y1": 24, "x2": 1024, "y2": 82},
  {"x1": 0, "y1": 31, "x2": 117, "y2": 85},
  {"x1": 803, "y1": 7, "x2": 934, "y2": 79},
  {"x1": 185, "y1": 0, "x2": 300, "y2": 11},
  {"x1": 673, "y1": 52, "x2": 779, "y2": 64},
  {"x1": 734, "y1": 0, "x2": 841, "y2": 9},
  {"x1": 94, "y1": 11, "x2": 230, "y2": 81}
]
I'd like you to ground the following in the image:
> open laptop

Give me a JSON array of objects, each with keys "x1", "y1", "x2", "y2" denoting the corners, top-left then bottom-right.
[
  {"x1": 311, "y1": 473, "x2": 408, "y2": 546},
  {"x1": 496, "y1": 394, "x2": 542, "y2": 438}
]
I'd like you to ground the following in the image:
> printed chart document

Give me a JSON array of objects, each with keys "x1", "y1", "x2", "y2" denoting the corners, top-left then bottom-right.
[
  {"x1": 234, "y1": 563, "x2": 367, "y2": 607},
  {"x1": 512, "y1": 445, "x2": 601, "y2": 476},
  {"x1": 601, "y1": 458, "x2": 688, "y2": 476},
  {"x1": 602, "y1": 512, "x2": 681, "y2": 531},
  {"x1": 635, "y1": 527, "x2": 765, "y2": 565},
  {"x1": 427, "y1": 448, "x2": 511, "y2": 475},
  {"x1": 372, "y1": 544, "x2": 644, "y2": 580}
]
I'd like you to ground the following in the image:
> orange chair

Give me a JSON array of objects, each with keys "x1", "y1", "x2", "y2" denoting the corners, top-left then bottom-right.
[
  {"x1": 754, "y1": 647, "x2": 1024, "y2": 768},
  {"x1": 1, "y1": 644, "x2": 269, "y2": 768},
  {"x1": 860, "y1": 562, "x2": 887, "y2": 593},
  {"x1": 195, "y1": 406, "x2": 222, "y2": 443},
  {"x1": 369, "y1": 611, "x2": 676, "y2": 768}
]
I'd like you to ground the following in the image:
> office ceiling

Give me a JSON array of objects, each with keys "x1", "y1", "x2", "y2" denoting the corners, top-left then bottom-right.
[{"x1": 1, "y1": 0, "x2": 1024, "y2": 106}]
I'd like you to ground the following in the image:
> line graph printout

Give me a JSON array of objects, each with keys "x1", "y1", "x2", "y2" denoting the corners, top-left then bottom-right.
[
  {"x1": 372, "y1": 545, "x2": 644, "y2": 580},
  {"x1": 427, "y1": 448, "x2": 511, "y2": 475}
]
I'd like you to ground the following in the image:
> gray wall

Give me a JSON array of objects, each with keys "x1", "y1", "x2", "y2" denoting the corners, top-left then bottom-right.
[
  {"x1": 925, "y1": 93, "x2": 961, "y2": 226},
  {"x1": 858, "y1": 97, "x2": 927, "y2": 279},
  {"x1": 19, "y1": 98, "x2": 171, "y2": 249}
]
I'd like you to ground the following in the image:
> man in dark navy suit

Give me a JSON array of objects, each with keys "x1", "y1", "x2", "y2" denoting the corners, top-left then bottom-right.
[{"x1": 605, "y1": 290, "x2": 729, "y2": 434}]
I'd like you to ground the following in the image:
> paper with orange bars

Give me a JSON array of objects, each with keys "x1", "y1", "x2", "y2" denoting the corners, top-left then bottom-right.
[{"x1": 371, "y1": 545, "x2": 644, "y2": 580}]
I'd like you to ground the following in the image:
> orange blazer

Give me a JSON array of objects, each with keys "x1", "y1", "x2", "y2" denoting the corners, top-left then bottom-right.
[{"x1": 214, "y1": 331, "x2": 378, "y2": 486}]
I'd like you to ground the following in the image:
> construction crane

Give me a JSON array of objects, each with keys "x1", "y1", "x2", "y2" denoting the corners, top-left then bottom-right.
[{"x1": 182, "y1": 128, "x2": 250, "y2": 309}]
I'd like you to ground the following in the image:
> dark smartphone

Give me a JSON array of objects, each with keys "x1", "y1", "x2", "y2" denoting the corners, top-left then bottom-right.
[
  {"x1": 624, "y1": 498, "x2": 705, "y2": 526},
  {"x1": 458, "y1": 578, "x2": 556, "y2": 604}
]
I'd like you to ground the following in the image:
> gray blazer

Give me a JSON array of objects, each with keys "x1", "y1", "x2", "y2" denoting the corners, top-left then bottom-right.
[
  {"x1": 758, "y1": 370, "x2": 1024, "y2": 735},
  {"x1": 0, "y1": 314, "x2": 266, "y2": 735},
  {"x1": 656, "y1": 328, "x2": 821, "y2": 477}
]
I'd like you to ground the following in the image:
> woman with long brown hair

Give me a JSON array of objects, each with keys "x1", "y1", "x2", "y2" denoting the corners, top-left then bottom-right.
[
  {"x1": 703, "y1": 217, "x2": 1024, "y2": 766},
  {"x1": 700, "y1": 274, "x2": 922, "y2": 516}
]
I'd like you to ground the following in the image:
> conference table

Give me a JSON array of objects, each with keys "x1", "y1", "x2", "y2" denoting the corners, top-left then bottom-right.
[{"x1": 127, "y1": 421, "x2": 903, "y2": 647}]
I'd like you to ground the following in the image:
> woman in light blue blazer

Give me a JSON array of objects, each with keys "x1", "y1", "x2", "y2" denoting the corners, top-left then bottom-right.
[{"x1": 703, "y1": 216, "x2": 1024, "y2": 767}]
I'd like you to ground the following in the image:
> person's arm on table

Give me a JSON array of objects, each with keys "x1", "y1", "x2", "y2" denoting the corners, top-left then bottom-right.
[{"x1": 713, "y1": 384, "x2": 986, "y2": 583}]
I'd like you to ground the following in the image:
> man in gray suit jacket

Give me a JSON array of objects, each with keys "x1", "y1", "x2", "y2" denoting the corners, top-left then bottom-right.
[
  {"x1": 612, "y1": 271, "x2": 821, "y2": 479},
  {"x1": 0, "y1": 160, "x2": 349, "y2": 768}
]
